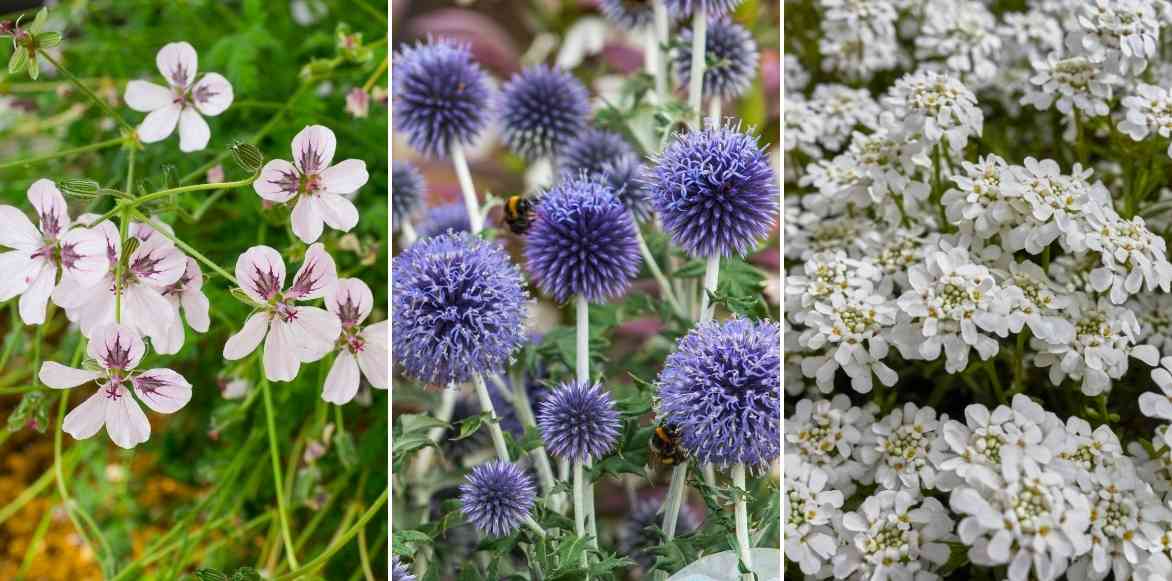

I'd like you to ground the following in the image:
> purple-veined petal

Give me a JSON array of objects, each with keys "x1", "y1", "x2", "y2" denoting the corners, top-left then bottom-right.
[
  {"x1": 316, "y1": 193, "x2": 359, "y2": 232},
  {"x1": 254, "y1": 159, "x2": 299, "y2": 203},
  {"x1": 235, "y1": 245, "x2": 286, "y2": 303},
  {"x1": 104, "y1": 386, "x2": 151, "y2": 449},
  {"x1": 291, "y1": 125, "x2": 336, "y2": 174},
  {"x1": 39, "y1": 362, "x2": 101, "y2": 389},
  {"x1": 59, "y1": 227, "x2": 110, "y2": 288},
  {"x1": 156, "y1": 41, "x2": 198, "y2": 88},
  {"x1": 132, "y1": 368, "x2": 193, "y2": 413},
  {"x1": 327, "y1": 278, "x2": 373, "y2": 326},
  {"x1": 89, "y1": 323, "x2": 146, "y2": 371},
  {"x1": 27, "y1": 179, "x2": 69, "y2": 238},
  {"x1": 289, "y1": 306, "x2": 341, "y2": 362},
  {"x1": 129, "y1": 235, "x2": 185, "y2": 286},
  {"x1": 287, "y1": 243, "x2": 337, "y2": 300},
  {"x1": 191, "y1": 72, "x2": 233, "y2": 116}
]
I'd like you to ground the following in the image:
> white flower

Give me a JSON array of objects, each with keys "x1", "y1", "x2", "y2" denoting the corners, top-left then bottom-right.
[
  {"x1": 1052, "y1": 417, "x2": 1125, "y2": 487},
  {"x1": 999, "y1": 10, "x2": 1065, "y2": 64},
  {"x1": 785, "y1": 395, "x2": 875, "y2": 491},
  {"x1": 254, "y1": 125, "x2": 369, "y2": 244},
  {"x1": 1140, "y1": 356, "x2": 1172, "y2": 422},
  {"x1": 915, "y1": 0, "x2": 1003, "y2": 84},
  {"x1": 1068, "y1": 462, "x2": 1170, "y2": 581},
  {"x1": 39, "y1": 324, "x2": 192, "y2": 449},
  {"x1": 1083, "y1": 207, "x2": 1172, "y2": 304},
  {"x1": 785, "y1": 250, "x2": 883, "y2": 314},
  {"x1": 1074, "y1": 0, "x2": 1161, "y2": 76},
  {"x1": 1034, "y1": 296, "x2": 1159, "y2": 395},
  {"x1": 784, "y1": 54, "x2": 810, "y2": 93},
  {"x1": 798, "y1": 289, "x2": 899, "y2": 394},
  {"x1": 1022, "y1": 49, "x2": 1118, "y2": 117},
  {"x1": 323, "y1": 278, "x2": 387, "y2": 404},
  {"x1": 937, "y1": 395, "x2": 1061, "y2": 490},
  {"x1": 861, "y1": 226, "x2": 936, "y2": 291},
  {"x1": 1001, "y1": 259, "x2": 1076, "y2": 343},
  {"x1": 155, "y1": 257, "x2": 210, "y2": 355},
  {"x1": 1128, "y1": 428, "x2": 1172, "y2": 496},
  {"x1": 942, "y1": 154, "x2": 1025, "y2": 240},
  {"x1": 783, "y1": 94, "x2": 825, "y2": 157},
  {"x1": 124, "y1": 41, "x2": 233, "y2": 152},
  {"x1": 859, "y1": 402, "x2": 948, "y2": 491},
  {"x1": 1118, "y1": 83, "x2": 1172, "y2": 157},
  {"x1": 1001, "y1": 157, "x2": 1108, "y2": 255},
  {"x1": 0, "y1": 179, "x2": 109, "y2": 324},
  {"x1": 223, "y1": 243, "x2": 342, "y2": 381},
  {"x1": 808, "y1": 84, "x2": 881, "y2": 151},
  {"x1": 834, "y1": 490, "x2": 955, "y2": 580},
  {"x1": 784, "y1": 457, "x2": 845, "y2": 577},
  {"x1": 817, "y1": 0, "x2": 901, "y2": 78},
  {"x1": 882, "y1": 69, "x2": 984, "y2": 151}
]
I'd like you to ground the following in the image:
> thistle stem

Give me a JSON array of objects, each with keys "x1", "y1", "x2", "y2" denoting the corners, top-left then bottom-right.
[
  {"x1": 632, "y1": 215, "x2": 685, "y2": 317},
  {"x1": 409, "y1": 385, "x2": 458, "y2": 482},
  {"x1": 399, "y1": 220, "x2": 418, "y2": 247},
  {"x1": 577, "y1": 295, "x2": 589, "y2": 383},
  {"x1": 687, "y1": 9, "x2": 707, "y2": 127},
  {"x1": 509, "y1": 372, "x2": 559, "y2": 507},
  {"x1": 708, "y1": 98, "x2": 722, "y2": 127},
  {"x1": 652, "y1": 0, "x2": 670, "y2": 104},
  {"x1": 699, "y1": 254, "x2": 720, "y2": 323},
  {"x1": 472, "y1": 373, "x2": 512, "y2": 463},
  {"x1": 573, "y1": 460, "x2": 588, "y2": 567},
  {"x1": 733, "y1": 463, "x2": 753, "y2": 579},
  {"x1": 524, "y1": 515, "x2": 548, "y2": 538},
  {"x1": 261, "y1": 374, "x2": 300, "y2": 570},
  {"x1": 657, "y1": 461, "x2": 689, "y2": 581},
  {"x1": 450, "y1": 143, "x2": 483, "y2": 233}
]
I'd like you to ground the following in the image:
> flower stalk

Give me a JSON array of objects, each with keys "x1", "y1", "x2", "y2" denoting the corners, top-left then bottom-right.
[
  {"x1": 687, "y1": 10, "x2": 707, "y2": 126},
  {"x1": 261, "y1": 372, "x2": 300, "y2": 570},
  {"x1": 450, "y1": 143, "x2": 483, "y2": 233},
  {"x1": 472, "y1": 373, "x2": 512, "y2": 463},
  {"x1": 733, "y1": 463, "x2": 753, "y2": 580}
]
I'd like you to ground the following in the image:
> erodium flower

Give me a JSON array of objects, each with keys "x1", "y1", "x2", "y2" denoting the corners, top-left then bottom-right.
[
  {"x1": 156, "y1": 257, "x2": 211, "y2": 355},
  {"x1": 0, "y1": 179, "x2": 108, "y2": 324},
  {"x1": 392, "y1": 39, "x2": 491, "y2": 158},
  {"x1": 323, "y1": 278, "x2": 387, "y2": 404},
  {"x1": 599, "y1": 0, "x2": 654, "y2": 30},
  {"x1": 833, "y1": 490, "x2": 955, "y2": 581},
  {"x1": 648, "y1": 125, "x2": 777, "y2": 258},
  {"x1": 254, "y1": 125, "x2": 369, "y2": 244},
  {"x1": 498, "y1": 65, "x2": 590, "y2": 160},
  {"x1": 459, "y1": 460, "x2": 537, "y2": 537},
  {"x1": 657, "y1": 317, "x2": 780, "y2": 470},
  {"x1": 664, "y1": 0, "x2": 743, "y2": 17},
  {"x1": 416, "y1": 202, "x2": 473, "y2": 239},
  {"x1": 524, "y1": 177, "x2": 641, "y2": 303},
  {"x1": 537, "y1": 381, "x2": 621, "y2": 462},
  {"x1": 222, "y1": 244, "x2": 342, "y2": 382},
  {"x1": 391, "y1": 159, "x2": 425, "y2": 230},
  {"x1": 124, "y1": 41, "x2": 233, "y2": 152},
  {"x1": 675, "y1": 18, "x2": 758, "y2": 100},
  {"x1": 39, "y1": 324, "x2": 192, "y2": 449},
  {"x1": 392, "y1": 232, "x2": 528, "y2": 385},
  {"x1": 391, "y1": 556, "x2": 416, "y2": 581},
  {"x1": 618, "y1": 495, "x2": 702, "y2": 572}
]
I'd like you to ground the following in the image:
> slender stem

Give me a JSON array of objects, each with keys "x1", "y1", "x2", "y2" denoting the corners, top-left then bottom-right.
[
  {"x1": 509, "y1": 373, "x2": 557, "y2": 503},
  {"x1": 651, "y1": 0, "x2": 670, "y2": 105},
  {"x1": 262, "y1": 374, "x2": 300, "y2": 570},
  {"x1": 573, "y1": 460, "x2": 588, "y2": 567},
  {"x1": 450, "y1": 144, "x2": 483, "y2": 233},
  {"x1": 585, "y1": 457, "x2": 598, "y2": 550},
  {"x1": 0, "y1": 136, "x2": 126, "y2": 171},
  {"x1": 362, "y1": 55, "x2": 388, "y2": 94},
  {"x1": 577, "y1": 295, "x2": 589, "y2": 383},
  {"x1": 733, "y1": 463, "x2": 753, "y2": 579},
  {"x1": 271, "y1": 488, "x2": 388, "y2": 581},
  {"x1": 133, "y1": 171, "x2": 259, "y2": 206},
  {"x1": 358, "y1": 511, "x2": 376, "y2": 581},
  {"x1": 703, "y1": 463, "x2": 717, "y2": 489},
  {"x1": 659, "y1": 462, "x2": 689, "y2": 562},
  {"x1": 708, "y1": 98, "x2": 722, "y2": 127},
  {"x1": 699, "y1": 254, "x2": 720, "y2": 323},
  {"x1": 632, "y1": 215, "x2": 685, "y2": 317},
  {"x1": 38, "y1": 50, "x2": 134, "y2": 132},
  {"x1": 687, "y1": 10, "x2": 707, "y2": 126},
  {"x1": 409, "y1": 385, "x2": 458, "y2": 481},
  {"x1": 473, "y1": 373, "x2": 512, "y2": 462},
  {"x1": 115, "y1": 210, "x2": 129, "y2": 322},
  {"x1": 132, "y1": 210, "x2": 238, "y2": 285},
  {"x1": 524, "y1": 515, "x2": 548, "y2": 537},
  {"x1": 399, "y1": 220, "x2": 417, "y2": 247}
]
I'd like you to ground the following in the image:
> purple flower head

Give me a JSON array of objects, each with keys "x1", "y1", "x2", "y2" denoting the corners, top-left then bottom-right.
[
  {"x1": 499, "y1": 65, "x2": 590, "y2": 160},
  {"x1": 665, "y1": 0, "x2": 742, "y2": 17},
  {"x1": 676, "y1": 18, "x2": 758, "y2": 100},
  {"x1": 524, "y1": 177, "x2": 642, "y2": 303},
  {"x1": 599, "y1": 0, "x2": 655, "y2": 30},
  {"x1": 460, "y1": 460, "x2": 537, "y2": 536},
  {"x1": 391, "y1": 556, "x2": 416, "y2": 581},
  {"x1": 392, "y1": 232, "x2": 528, "y2": 385},
  {"x1": 537, "y1": 381, "x2": 622, "y2": 462},
  {"x1": 656, "y1": 317, "x2": 780, "y2": 470},
  {"x1": 417, "y1": 202, "x2": 472, "y2": 239},
  {"x1": 560, "y1": 128, "x2": 637, "y2": 178},
  {"x1": 648, "y1": 125, "x2": 777, "y2": 257},
  {"x1": 600, "y1": 155, "x2": 654, "y2": 223},
  {"x1": 392, "y1": 160, "x2": 425, "y2": 229},
  {"x1": 393, "y1": 39, "x2": 492, "y2": 158},
  {"x1": 619, "y1": 495, "x2": 702, "y2": 571}
]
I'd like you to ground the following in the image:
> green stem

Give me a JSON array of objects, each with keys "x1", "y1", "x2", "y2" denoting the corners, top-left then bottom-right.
[
  {"x1": 361, "y1": 55, "x2": 388, "y2": 94},
  {"x1": 272, "y1": 488, "x2": 388, "y2": 581},
  {"x1": 38, "y1": 50, "x2": 134, "y2": 132},
  {"x1": 131, "y1": 210, "x2": 238, "y2": 285},
  {"x1": 133, "y1": 171, "x2": 259, "y2": 206},
  {"x1": 262, "y1": 373, "x2": 301, "y2": 570},
  {"x1": 0, "y1": 136, "x2": 126, "y2": 171}
]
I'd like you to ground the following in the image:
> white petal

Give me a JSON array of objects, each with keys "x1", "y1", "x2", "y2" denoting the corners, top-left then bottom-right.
[
  {"x1": 316, "y1": 194, "x2": 359, "y2": 232},
  {"x1": 323, "y1": 351, "x2": 360, "y2": 404},
  {"x1": 287, "y1": 243, "x2": 337, "y2": 300},
  {"x1": 327, "y1": 278, "x2": 373, "y2": 325},
  {"x1": 289, "y1": 306, "x2": 341, "y2": 362},
  {"x1": 254, "y1": 159, "x2": 299, "y2": 203},
  {"x1": 291, "y1": 125, "x2": 336, "y2": 174},
  {"x1": 18, "y1": 262, "x2": 56, "y2": 325},
  {"x1": 122, "y1": 284, "x2": 177, "y2": 349},
  {"x1": 27, "y1": 179, "x2": 69, "y2": 237},
  {"x1": 89, "y1": 323, "x2": 146, "y2": 371},
  {"x1": 0, "y1": 250, "x2": 37, "y2": 301},
  {"x1": 235, "y1": 245, "x2": 286, "y2": 303},
  {"x1": 358, "y1": 322, "x2": 388, "y2": 389},
  {"x1": 291, "y1": 196, "x2": 324, "y2": 244},
  {"x1": 132, "y1": 368, "x2": 192, "y2": 413},
  {"x1": 60, "y1": 227, "x2": 110, "y2": 287},
  {"x1": 182, "y1": 288, "x2": 210, "y2": 332},
  {"x1": 104, "y1": 386, "x2": 151, "y2": 449},
  {"x1": 137, "y1": 103, "x2": 182, "y2": 143},
  {"x1": 178, "y1": 107, "x2": 211, "y2": 152},
  {"x1": 156, "y1": 41, "x2": 198, "y2": 88},
  {"x1": 129, "y1": 235, "x2": 185, "y2": 286},
  {"x1": 62, "y1": 390, "x2": 109, "y2": 441},
  {"x1": 191, "y1": 73, "x2": 233, "y2": 116},
  {"x1": 264, "y1": 318, "x2": 302, "y2": 381},
  {"x1": 223, "y1": 312, "x2": 270, "y2": 360},
  {"x1": 319, "y1": 159, "x2": 368, "y2": 195},
  {"x1": 0, "y1": 205, "x2": 42, "y2": 250},
  {"x1": 123, "y1": 80, "x2": 174, "y2": 112},
  {"x1": 39, "y1": 362, "x2": 100, "y2": 389}
]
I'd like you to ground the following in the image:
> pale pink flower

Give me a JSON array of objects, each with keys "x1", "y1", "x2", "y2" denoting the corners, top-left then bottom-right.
[
  {"x1": 323, "y1": 278, "x2": 387, "y2": 404},
  {"x1": 222, "y1": 243, "x2": 342, "y2": 381},
  {"x1": 206, "y1": 164, "x2": 225, "y2": 184},
  {"x1": 156, "y1": 257, "x2": 211, "y2": 354},
  {"x1": 39, "y1": 324, "x2": 192, "y2": 449},
  {"x1": 254, "y1": 125, "x2": 368, "y2": 244},
  {"x1": 124, "y1": 41, "x2": 234, "y2": 152},
  {"x1": 0, "y1": 179, "x2": 109, "y2": 324},
  {"x1": 345, "y1": 88, "x2": 370, "y2": 118}
]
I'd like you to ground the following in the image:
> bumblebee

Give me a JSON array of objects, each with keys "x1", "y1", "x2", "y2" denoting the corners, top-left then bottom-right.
[
  {"x1": 503, "y1": 194, "x2": 539, "y2": 235},
  {"x1": 649, "y1": 423, "x2": 687, "y2": 466}
]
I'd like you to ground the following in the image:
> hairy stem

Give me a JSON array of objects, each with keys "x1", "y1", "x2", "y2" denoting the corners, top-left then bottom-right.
[
  {"x1": 633, "y1": 216, "x2": 685, "y2": 317},
  {"x1": 687, "y1": 9, "x2": 707, "y2": 126},
  {"x1": 733, "y1": 463, "x2": 753, "y2": 580},
  {"x1": 262, "y1": 374, "x2": 300, "y2": 570},
  {"x1": 450, "y1": 143, "x2": 483, "y2": 233},
  {"x1": 473, "y1": 373, "x2": 512, "y2": 462}
]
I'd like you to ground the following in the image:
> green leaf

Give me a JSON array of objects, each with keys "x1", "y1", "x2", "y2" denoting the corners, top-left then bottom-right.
[
  {"x1": 194, "y1": 570, "x2": 229, "y2": 581},
  {"x1": 335, "y1": 430, "x2": 358, "y2": 468},
  {"x1": 8, "y1": 48, "x2": 28, "y2": 75},
  {"x1": 230, "y1": 567, "x2": 262, "y2": 581},
  {"x1": 453, "y1": 412, "x2": 488, "y2": 440},
  {"x1": 398, "y1": 413, "x2": 450, "y2": 434},
  {"x1": 30, "y1": 8, "x2": 49, "y2": 33},
  {"x1": 36, "y1": 31, "x2": 62, "y2": 48}
]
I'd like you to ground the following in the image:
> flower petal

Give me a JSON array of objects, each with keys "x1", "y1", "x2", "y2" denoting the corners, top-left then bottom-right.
[
  {"x1": 223, "y1": 312, "x2": 270, "y2": 360},
  {"x1": 129, "y1": 235, "x2": 185, "y2": 286},
  {"x1": 254, "y1": 159, "x2": 299, "y2": 203},
  {"x1": 182, "y1": 287, "x2": 210, "y2": 332},
  {"x1": 104, "y1": 386, "x2": 151, "y2": 449},
  {"x1": 0, "y1": 250, "x2": 37, "y2": 301},
  {"x1": 319, "y1": 159, "x2": 369, "y2": 195},
  {"x1": 178, "y1": 107, "x2": 211, "y2": 152},
  {"x1": 156, "y1": 41, "x2": 198, "y2": 88},
  {"x1": 137, "y1": 103, "x2": 182, "y2": 143},
  {"x1": 289, "y1": 306, "x2": 341, "y2": 362},
  {"x1": 358, "y1": 321, "x2": 388, "y2": 389},
  {"x1": 291, "y1": 125, "x2": 336, "y2": 174},
  {"x1": 60, "y1": 227, "x2": 110, "y2": 288},
  {"x1": 287, "y1": 243, "x2": 337, "y2": 300},
  {"x1": 132, "y1": 368, "x2": 193, "y2": 414},
  {"x1": 327, "y1": 278, "x2": 373, "y2": 325},
  {"x1": 124, "y1": 80, "x2": 174, "y2": 112},
  {"x1": 317, "y1": 193, "x2": 359, "y2": 232},
  {"x1": 291, "y1": 196, "x2": 324, "y2": 244},
  {"x1": 39, "y1": 362, "x2": 101, "y2": 389},
  {"x1": 62, "y1": 390, "x2": 109, "y2": 441},
  {"x1": 0, "y1": 205, "x2": 42, "y2": 250},
  {"x1": 264, "y1": 318, "x2": 301, "y2": 381},
  {"x1": 18, "y1": 262, "x2": 56, "y2": 325},
  {"x1": 191, "y1": 72, "x2": 233, "y2": 116},
  {"x1": 88, "y1": 323, "x2": 146, "y2": 371},
  {"x1": 235, "y1": 245, "x2": 286, "y2": 303},
  {"x1": 27, "y1": 179, "x2": 69, "y2": 237},
  {"x1": 323, "y1": 351, "x2": 360, "y2": 404}
]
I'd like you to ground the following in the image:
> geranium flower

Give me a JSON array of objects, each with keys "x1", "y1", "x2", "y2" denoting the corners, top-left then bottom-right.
[
  {"x1": 124, "y1": 41, "x2": 234, "y2": 152},
  {"x1": 323, "y1": 278, "x2": 387, "y2": 404},
  {"x1": 254, "y1": 125, "x2": 369, "y2": 244},
  {"x1": 223, "y1": 243, "x2": 342, "y2": 382},
  {"x1": 156, "y1": 257, "x2": 211, "y2": 354},
  {"x1": 0, "y1": 179, "x2": 108, "y2": 324},
  {"x1": 39, "y1": 324, "x2": 192, "y2": 449}
]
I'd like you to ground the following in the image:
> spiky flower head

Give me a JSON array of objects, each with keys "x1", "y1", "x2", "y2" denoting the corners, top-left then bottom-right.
[
  {"x1": 416, "y1": 202, "x2": 472, "y2": 239},
  {"x1": 560, "y1": 128, "x2": 638, "y2": 177},
  {"x1": 524, "y1": 177, "x2": 642, "y2": 303},
  {"x1": 392, "y1": 160, "x2": 425, "y2": 230},
  {"x1": 392, "y1": 232, "x2": 528, "y2": 385},
  {"x1": 599, "y1": 0, "x2": 655, "y2": 30},
  {"x1": 391, "y1": 556, "x2": 416, "y2": 581},
  {"x1": 600, "y1": 155, "x2": 654, "y2": 223},
  {"x1": 675, "y1": 18, "x2": 758, "y2": 100},
  {"x1": 648, "y1": 124, "x2": 777, "y2": 258},
  {"x1": 664, "y1": 0, "x2": 742, "y2": 17},
  {"x1": 657, "y1": 317, "x2": 781, "y2": 470},
  {"x1": 392, "y1": 39, "x2": 491, "y2": 158},
  {"x1": 537, "y1": 381, "x2": 622, "y2": 462},
  {"x1": 499, "y1": 65, "x2": 590, "y2": 160},
  {"x1": 460, "y1": 460, "x2": 537, "y2": 536}
]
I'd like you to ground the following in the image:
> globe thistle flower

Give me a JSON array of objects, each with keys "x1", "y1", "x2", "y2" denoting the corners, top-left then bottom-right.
[
  {"x1": 460, "y1": 460, "x2": 537, "y2": 537},
  {"x1": 559, "y1": 128, "x2": 637, "y2": 178},
  {"x1": 391, "y1": 556, "x2": 416, "y2": 581},
  {"x1": 524, "y1": 177, "x2": 642, "y2": 303},
  {"x1": 618, "y1": 495, "x2": 702, "y2": 571},
  {"x1": 392, "y1": 39, "x2": 492, "y2": 158},
  {"x1": 657, "y1": 317, "x2": 781, "y2": 470},
  {"x1": 537, "y1": 381, "x2": 621, "y2": 462},
  {"x1": 392, "y1": 232, "x2": 528, "y2": 385},
  {"x1": 391, "y1": 160, "x2": 425, "y2": 229},
  {"x1": 498, "y1": 65, "x2": 590, "y2": 160},
  {"x1": 664, "y1": 0, "x2": 742, "y2": 17},
  {"x1": 647, "y1": 125, "x2": 777, "y2": 258},
  {"x1": 416, "y1": 202, "x2": 472, "y2": 239},
  {"x1": 675, "y1": 18, "x2": 758, "y2": 100},
  {"x1": 599, "y1": 155, "x2": 654, "y2": 223},
  {"x1": 599, "y1": 0, "x2": 655, "y2": 30}
]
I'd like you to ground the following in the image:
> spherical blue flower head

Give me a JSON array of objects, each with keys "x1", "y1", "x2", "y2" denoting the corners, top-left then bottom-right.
[
  {"x1": 392, "y1": 232, "x2": 529, "y2": 385},
  {"x1": 648, "y1": 125, "x2": 777, "y2": 258},
  {"x1": 656, "y1": 317, "x2": 780, "y2": 470},
  {"x1": 525, "y1": 177, "x2": 642, "y2": 303},
  {"x1": 393, "y1": 39, "x2": 491, "y2": 158},
  {"x1": 599, "y1": 0, "x2": 654, "y2": 30},
  {"x1": 600, "y1": 155, "x2": 654, "y2": 223},
  {"x1": 675, "y1": 18, "x2": 758, "y2": 100},
  {"x1": 392, "y1": 556, "x2": 416, "y2": 581},
  {"x1": 417, "y1": 202, "x2": 471, "y2": 239},
  {"x1": 560, "y1": 128, "x2": 637, "y2": 178},
  {"x1": 392, "y1": 160, "x2": 425, "y2": 229},
  {"x1": 665, "y1": 0, "x2": 742, "y2": 17},
  {"x1": 537, "y1": 381, "x2": 622, "y2": 462},
  {"x1": 460, "y1": 460, "x2": 537, "y2": 537},
  {"x1": 499, "y1": 65, "x2": 591, "y2": 160},
  {"x1": 619, "y1": 495, "x2": 702, "y2": 571}
]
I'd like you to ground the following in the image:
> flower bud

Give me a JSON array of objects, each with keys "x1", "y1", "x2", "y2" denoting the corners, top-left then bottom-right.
[
  {"x1": 57, "y1": 178, "x2": 100, "y2": 198},
  {"x1": 231, "y1": 141, "x2": 264, "y2": 172}
]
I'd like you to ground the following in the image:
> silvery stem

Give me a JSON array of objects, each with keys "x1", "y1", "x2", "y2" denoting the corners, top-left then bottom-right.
[
  {"x1": 733, "y1": 463, "x2": 753, "y2": 579},
  {"x1": 450, "y1": 143, "x2": 483, "y2": 233},
  {"x1": 699, "y1": 254, "x2": 720, "y2": 323},
  {"x1": 574, "y1": 460, "x2": 588, "y2": 568},
  {"x1": 652, "y1": 0, "x2": 671, "y2": 104},
  {"x1": 399, "y1": 220, "x2": 417, "y2": 246},
  {"x1": 654, "y1": 462, "x2": 690, "y2": 581},
  {"x1": 688, "y1": 10, "x2": 707, "y2": 127},
  {"x1": 472, "y1": 373, "x2": 511, "y2": 463},
  {"x1": 410, "y1": 385, "x2": 458, "y2": 481}
]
